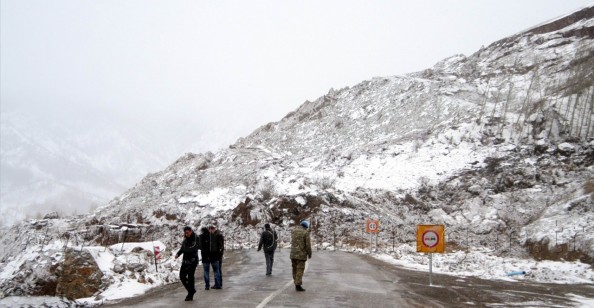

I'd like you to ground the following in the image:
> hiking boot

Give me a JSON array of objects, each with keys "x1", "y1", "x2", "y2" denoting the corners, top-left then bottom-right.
[
  {"x1": 184, "y1": 289, "x2": 195, "y2": 301},
  {"x1": 205, "y1": 286, "x2": 210, "y2": 290},
  {"x1": 213, "y1": 286, "x2": 222, "y2": 289},
  {"x1": 295, "y1": 285, "x2": 305, "y2": 292}
]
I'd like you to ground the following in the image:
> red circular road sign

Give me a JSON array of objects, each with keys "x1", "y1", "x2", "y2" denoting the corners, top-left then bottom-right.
[{"x1": 422, "y1": 230, "x2": 439, "y2": 248}]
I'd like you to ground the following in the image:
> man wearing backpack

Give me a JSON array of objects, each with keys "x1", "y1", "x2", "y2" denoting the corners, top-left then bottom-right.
[{"x1": 257, "y1": 223, "x2": 278, "y2": 276}]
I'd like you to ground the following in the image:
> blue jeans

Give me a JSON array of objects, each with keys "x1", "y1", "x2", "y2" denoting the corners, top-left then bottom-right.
[
  {"x1": 264, "y1": 250, "x2": 275, "y2": 274},
  {"x1": 202, "y1": 260, "x2": 221, "y2": 288}
]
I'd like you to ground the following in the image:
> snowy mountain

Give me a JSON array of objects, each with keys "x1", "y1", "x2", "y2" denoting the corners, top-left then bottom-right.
[
  {"x1": 0, "y1": 110, "x2": 175, "y2": 227},
  {"x1": 0, "y1": 5, "x2": 593, "y2": 304},
  {"x1": 87, "y1": 4, "x2": 593, "y2": 249}
]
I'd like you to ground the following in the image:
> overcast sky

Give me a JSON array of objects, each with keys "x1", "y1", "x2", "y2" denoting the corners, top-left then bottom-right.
[{"x1": 2, "y1": 0, "x2": 593, "y2": 156}]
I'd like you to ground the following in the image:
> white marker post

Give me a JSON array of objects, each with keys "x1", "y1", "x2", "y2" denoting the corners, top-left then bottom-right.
[{"x1": 429, "y1": 253, "x2": 433, "y2": 286}]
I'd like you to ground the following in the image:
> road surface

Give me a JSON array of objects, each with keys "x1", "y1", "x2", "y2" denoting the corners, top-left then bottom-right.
[{"x1": 103, "y1": 249, "x2": 594, "y2": 307}]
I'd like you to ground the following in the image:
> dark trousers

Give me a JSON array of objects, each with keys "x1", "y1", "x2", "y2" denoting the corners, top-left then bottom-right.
[
  {"x1": 218, "y1": 258, "x2": 223, "y2": 286},
  {"x1": 180, "y1": 262, "x2": 197, "y2": 294},
  {"x1": 202, "y1": 260, "x2": 221, "y2": 288},
  {"x1": 264, "y1": 250, "x2": 275, "y2": 274}
]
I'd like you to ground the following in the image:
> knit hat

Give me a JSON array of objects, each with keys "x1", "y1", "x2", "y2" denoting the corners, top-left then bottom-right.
[
  {"x1": 300, "y1": 220, "x2": 310, "y2": 228},
  {"x1": 264, "y1": 223, "x2": 271, "y2": 229},
  {"x1": 183, "y1": 226, "x2": 192, "y2": 232}
]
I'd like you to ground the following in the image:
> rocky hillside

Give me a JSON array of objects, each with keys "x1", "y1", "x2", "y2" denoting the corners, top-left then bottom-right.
[
  {"x1": 1, "y1": 5, "x2": 593, "y2": 302},
  {"x1": 84, "y1": 4, "x2": 593, "y2": 252}
]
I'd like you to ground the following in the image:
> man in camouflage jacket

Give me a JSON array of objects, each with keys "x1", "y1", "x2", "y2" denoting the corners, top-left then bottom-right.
[{"x1": 290, "y1": 220, "x2": 312, "y2": 291}]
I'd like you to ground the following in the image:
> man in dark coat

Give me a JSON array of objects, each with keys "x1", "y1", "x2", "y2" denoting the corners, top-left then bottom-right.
[
  {"x1": 200, "y1": 226, "x2": 222, "y2": 289},
  {"x1": 175, "y1": 226, "x2": 199, "y2": 301},
  {"x1": 257, "y1": 223, "x2": 278, "y2": 275},
  {"x1": 210, "y1": 226, "x2": 225, "y2": 287}
]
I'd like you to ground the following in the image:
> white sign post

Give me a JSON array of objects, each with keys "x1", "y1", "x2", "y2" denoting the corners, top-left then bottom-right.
[{"x1": 154, "y1": 245, "x2": 160, "y2": 272}]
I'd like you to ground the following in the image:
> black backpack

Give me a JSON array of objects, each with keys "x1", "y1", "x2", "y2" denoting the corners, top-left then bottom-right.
[{"x1": 264, "y1": 229, "x2": 277, "y2": 251}]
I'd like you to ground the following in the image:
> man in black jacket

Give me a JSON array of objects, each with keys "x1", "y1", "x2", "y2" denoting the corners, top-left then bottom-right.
[
  {"x1": 257, "y1": 223, "x2": 278, "y2": 275},
  {"x1": 200, "y1": 226, "x2": 222, "y2": 289},
  {"x1": 210, "y1": 226, "x2": 225, "y2": 287},
  {"x1": 175, "y1": 226, "x2": 199, "y2": 301}
]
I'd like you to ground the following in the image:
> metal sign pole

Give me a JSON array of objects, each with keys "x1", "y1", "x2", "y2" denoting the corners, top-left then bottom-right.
[
  {"x1": 429, "y1": 253, "x2": 433, "y2": 286},
  {"x1": 361, "y1": 230, "x2": 363, "y2": 250},
  {"x1": 152, "y1": 237, "x2": 158, "y2": 272}
]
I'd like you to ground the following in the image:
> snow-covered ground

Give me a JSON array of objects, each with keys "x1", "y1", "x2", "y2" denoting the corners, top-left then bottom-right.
[
  {"x1": 0, "y1": 240, "x2": 179, "y2": 307},
  {"x1": 375, "y1": 246, "x2": 594, "y2": 284},
  {"x1": 1, "y1": 243, "x2": 592, "y2": 307}
]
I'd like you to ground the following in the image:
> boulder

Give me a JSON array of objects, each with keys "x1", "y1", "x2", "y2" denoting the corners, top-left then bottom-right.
[
  {"x1": 43, "y1": 212, "x2": 60, "y2": 219},
  {"x1": 56, "y1": 249, "x2": 103, "y2": 300}
]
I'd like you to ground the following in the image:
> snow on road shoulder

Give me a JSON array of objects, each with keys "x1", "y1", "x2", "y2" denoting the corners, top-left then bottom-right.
[
  {"x1": 568, "y1": 294, "x2": 594, "y2": 308},
  {"x1": 375, "y1": 245, "x2": 594, "y2": 284},
  {"x1": 76, "y1": 241, "x2": 176, "y2": 306}
]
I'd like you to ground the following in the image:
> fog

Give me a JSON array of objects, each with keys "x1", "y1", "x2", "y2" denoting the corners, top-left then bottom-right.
[
  {"x1": 3, "y1": 1, "x2": 592, "y2": 153},
  {"x1": 1, "y1": 0, "x2": 592, "y2": 225}
]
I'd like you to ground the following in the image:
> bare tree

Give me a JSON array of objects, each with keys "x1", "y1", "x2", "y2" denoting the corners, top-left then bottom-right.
[
  {"x1": 577, "y1": 86, "x2": 593, "y2": 138},
  {"x1": 569, "y1": 93, "x2": 581, "y2": 137},
  {"x1": 478, "y1": 78, "x2": 491, "y2": 124},
  {"x1": 517, "y1": 69, "x2": 539, "y2": 125},
  {"x1": 587, "y1": 86, "x2": 594, "y2": 138},
  {"x1": 563, "y1": 94, "x2": 573, "y2": 119},
  {"x1": 498, "y1": 81, "x2": 515, "y2": 137},
  {"x1": 563, "y1": 44, "x2": 594, "y2": 138},
  {"x1": 489, "y1": 81, "x2": 504, "y2": 119}
]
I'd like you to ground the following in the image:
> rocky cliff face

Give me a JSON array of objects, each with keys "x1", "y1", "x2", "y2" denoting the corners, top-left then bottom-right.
[{"x1": 81, "y1": 5, "x2": 593, "y2": 251}]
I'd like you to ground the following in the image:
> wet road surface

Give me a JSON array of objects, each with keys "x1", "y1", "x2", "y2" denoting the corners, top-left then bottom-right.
[{"x1": 102, "y1": 249, "x2": 594, "y2": 307}]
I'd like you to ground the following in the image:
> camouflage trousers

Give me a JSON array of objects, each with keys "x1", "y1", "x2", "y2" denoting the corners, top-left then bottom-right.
[{"x1": 291, "y1": 259, "x2": 306, "y2": 285}]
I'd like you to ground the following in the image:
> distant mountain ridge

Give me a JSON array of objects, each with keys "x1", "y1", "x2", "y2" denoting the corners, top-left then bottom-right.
[{"x1": 0, "y1": 110, "x2": 173, "y2": 226}]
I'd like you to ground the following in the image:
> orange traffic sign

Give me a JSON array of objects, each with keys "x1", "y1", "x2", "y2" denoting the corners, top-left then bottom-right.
[
  {"x1": 366, "y1": 219, "x2": 380, "y2": 234},
  {"x1": 417, "y1": 225, "x2": 445, "y2": 253}
]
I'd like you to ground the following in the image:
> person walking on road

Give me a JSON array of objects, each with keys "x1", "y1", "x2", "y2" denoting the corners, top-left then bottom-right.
[
  {"x1": 200, "y1": 226, "x2": 223, "y2": 290},
  {"x1": 290, "y1": 219, "x2": 312, "y2": 292},
  {"x1": 257, "y1": 223, "x2": 278, "y2": 275},
  {"x1": 210, "y1": 225, "x2": 225, "y2": 287},
  {"x1": 174, "y1": 226, "x2": 199, "y2": 301}
]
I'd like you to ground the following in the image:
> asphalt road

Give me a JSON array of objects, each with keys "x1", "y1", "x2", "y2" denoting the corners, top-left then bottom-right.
[{"x1": 102, "y1": 249, "x2": 594, "y2": 307}]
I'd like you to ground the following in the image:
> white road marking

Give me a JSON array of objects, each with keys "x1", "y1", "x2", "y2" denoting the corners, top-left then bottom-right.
[{"x1": 255, "y1": 261, "x2": 309, "y2": 308}]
